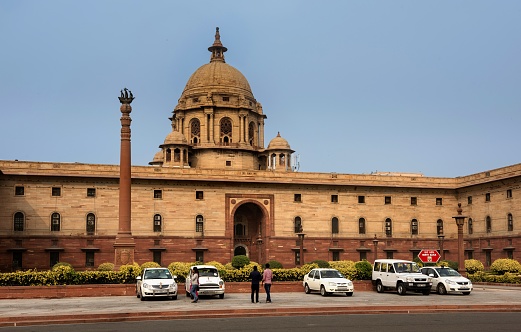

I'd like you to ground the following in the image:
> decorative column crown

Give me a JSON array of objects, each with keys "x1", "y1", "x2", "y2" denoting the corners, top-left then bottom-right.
[
  {"x1": 118, "y1": 88, "x2": 135, "y2": 104},
  {"x1": 208, "y1": 27, "x2": 227, "y2": 63}
]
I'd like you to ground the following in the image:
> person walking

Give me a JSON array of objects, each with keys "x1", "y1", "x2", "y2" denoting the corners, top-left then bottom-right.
[
  {"x1": 262, "y1": 263, "x2": 273, "y2": 303},
  {"x1": 190, "y1": 267, "x2": 199, "y2": 303},
  {"x1": 249, "y1": 265, "x2": 262, "y2": 303}
]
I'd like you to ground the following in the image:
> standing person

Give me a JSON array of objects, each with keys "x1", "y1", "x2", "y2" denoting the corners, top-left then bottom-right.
[
  {"x1": 249, "y1": 265, "x2": 262, "y2": 303},
  {"x1": 190, "y1": 267, "x2": 199, "y2": 303},
  {"x1": 262, "y1": 263, "x2": 273, "y2": 303}
]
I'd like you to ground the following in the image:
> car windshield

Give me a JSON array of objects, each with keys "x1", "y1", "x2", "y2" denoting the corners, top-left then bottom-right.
[
  {"x1": 393, "y1": 262, "x2": 420, "y2": 273},
  {"x1": 198, "y1": 268, "x2": 218, "y2": 277},
  {"x1": 437, "y1": 268, "x2": 461, "y2": 277},
  {"x1": 144, "y1": 269, "x2": 172, "y2": 280},
  {"x1": 320, "y1": 270, "x2": 344, "y2": 278}
]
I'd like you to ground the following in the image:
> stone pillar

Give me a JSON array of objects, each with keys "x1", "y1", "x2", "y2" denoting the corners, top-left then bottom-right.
[{"x1": 114, "y1": 88, "x2": 136, "y2": 267}]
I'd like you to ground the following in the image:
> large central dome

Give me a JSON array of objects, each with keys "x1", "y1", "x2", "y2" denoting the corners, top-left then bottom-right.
[{"x1": 179, "y1": 27, "x2": 254, "y2": 101}]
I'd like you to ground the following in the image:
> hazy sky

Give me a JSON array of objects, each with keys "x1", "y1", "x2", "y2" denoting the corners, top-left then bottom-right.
[{"x1": 1, "y1": 1, "x2": 520, "y2": 177}]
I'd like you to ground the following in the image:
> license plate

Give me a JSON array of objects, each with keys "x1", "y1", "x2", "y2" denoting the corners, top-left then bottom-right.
[{"x1": 417, "y1": 284, "x2": 425, "y2": 287}]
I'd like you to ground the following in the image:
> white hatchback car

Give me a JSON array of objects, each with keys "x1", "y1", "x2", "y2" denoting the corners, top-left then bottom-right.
[
  {"x1": 303, "y1": 268, "x2": 354, "y2": 296},
  {"x1": 136, "y1": 267, "x2": 178, "y2": 301},
  {"x1": 420, "y1": 266, "x2": 472, "y2": 295}
]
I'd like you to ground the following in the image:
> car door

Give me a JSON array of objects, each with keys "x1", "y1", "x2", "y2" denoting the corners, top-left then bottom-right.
[
  {"x1": 308, "y1": 270, "x2": 320, "y2": 291},
  {"x1": 427, "y1": 268, "x2": 440, "y2": 289}
]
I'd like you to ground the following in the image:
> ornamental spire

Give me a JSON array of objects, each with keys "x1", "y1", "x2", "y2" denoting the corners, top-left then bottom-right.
[{"x1": 208, "y1": 27, "x2": 227, "y2": 63}]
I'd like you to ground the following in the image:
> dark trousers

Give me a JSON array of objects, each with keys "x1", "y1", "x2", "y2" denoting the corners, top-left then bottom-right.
[
  {"x1": 251, "y1": 284, "x2": 259, "y2": 302},
  {"x1": 264, "y1": 283, "x2": 271, "y2": 302}
]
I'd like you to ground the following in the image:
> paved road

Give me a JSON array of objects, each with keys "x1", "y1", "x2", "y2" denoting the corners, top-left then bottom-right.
[{"x1": 0, "y1": 285, "x2": 520, "y2": 327}]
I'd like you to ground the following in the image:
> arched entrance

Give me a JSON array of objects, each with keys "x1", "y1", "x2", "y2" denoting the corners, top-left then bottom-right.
[{"x1": 232, "y1": 202, "x2": 266, "y2": 263}]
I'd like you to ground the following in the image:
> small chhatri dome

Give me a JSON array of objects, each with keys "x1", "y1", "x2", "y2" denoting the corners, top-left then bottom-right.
[
  {"x1": 268, "y1": 132, "x2": 291, "y2": 150},
  {"x1": 163, "y1": 129, "x2": 188, "y2": 145},
  {"x1": 180, "y1": 27, "x2": 254, "y2": 102},
  {"x1": 152, "y1": 150, "x2": 163, "y2": 162}
]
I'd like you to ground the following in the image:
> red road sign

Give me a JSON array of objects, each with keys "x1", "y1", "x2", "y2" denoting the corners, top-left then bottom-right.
[{"x1": 418, "y1": 249, "x2": 441, "y2": 263}]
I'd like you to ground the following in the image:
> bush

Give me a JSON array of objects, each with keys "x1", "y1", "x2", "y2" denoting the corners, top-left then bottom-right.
[
  {"x1": 267, "y1": 260, "x2": 283, "y2": 269},
  {"x1": 490, "y1": 259, "x2": 521, "y2": 275},
  {"x1": 437, "y1": 260, "x2": 458, "y2": 271},
  {"x1": 311, "y1": 260, "x2": 330, "y2": 268},
  {"x1": 465, "y1": 259, "x2": 484, "y2": 274},
  {"x1": 231, "y1": 255, "x2": 250, "y2": 269},
  {"x1": 167, "y1": 262, "x2": 194, "y2": 283},
  {"x1": 354, "y1": 260, "x2": 372, "y2": 280},
  {"x1": 52, "y1": 262, "x2": 74, "y2": 272},
  {"x1": 97, "y1": 262, "x2": 114, "y2": 271},
  {"x1": 329, "y1": 260, "x2": 357, "y2": 280},
  {"x1": 119, "y1": 262, "x2": 140, "y2": 282},
  {"x1": 140, "y1": 261, "x2": 161, "y2": 270}
]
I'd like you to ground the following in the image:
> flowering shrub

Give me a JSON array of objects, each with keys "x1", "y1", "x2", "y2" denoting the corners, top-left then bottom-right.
[
  {"x1": 329, "y1": 260, "x2": 357, "y2": 280},
  {"x1": 119, "y1": 262, "x2": 140, "y2": 282},
  {"x1": 468, "y1": 271, "x2": 521, "y2": 284},
  {"x1": 465, "y1": 259, "x2": 484, "y2": 274},
  {"x1": 97, "y1": 262, "x2": 115, "y2": 271},
  {"x1": 140, "y1": 261, "x2": 161, "y2": 270},
  {"x1": 167, "y1": 262, "x2": 195, "y2": 283},
  {"x1": 490, "y1": 259, "x2": 521, "y2": 275}
]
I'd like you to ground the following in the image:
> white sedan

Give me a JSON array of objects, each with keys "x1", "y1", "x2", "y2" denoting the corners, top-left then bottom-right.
[
  {"x1": 136, "y1": 267, "x2": 178, "y2": 300},
  {"x1": 303, "y1": 268, "x2": 354, "y2": 296},
  {"x1": 420, "y1": 266, "x2": 472, "y2": 295}
]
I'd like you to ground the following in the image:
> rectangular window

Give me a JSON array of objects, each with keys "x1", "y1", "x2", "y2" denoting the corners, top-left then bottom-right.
[
  {"x1": 333, "y1": 251, "x2": 340, "y2": 261},
  {"x1": 507, "y1": 189, "x2": 512, "y2": 198},
  {"x1": 436, "y1": 198, "x2": 443, "y2": 206},
  {"x1": 384, "y1": 196, "x2": 391, "y2": 205},
  {"x1": 485, "y1": 193, "x2": 490, "y2": 202},
  {"x1": 196, "y1": 191, "x2": 204, "y2": 200},
  {"x1": 154, "y1": 189, "x2": 162, "y2": 199},
  {"x1": 386, "y1": 251, "x2": 394, "y2": 259},
  {"x1": 294, "y1": 194, "x2": 302, "y2": 202},
  {"x1": 226, "y1": 160, "x2": 232, "y2": 167},
  {"x1": 195, "y1": 250, "x2": 204, "y2": 263},
  {"x1": 50, "y1": 252, "x2": 60, "y2": 268},
  {"x1": 222, "y1": 96, "x2": 229, "y2": 102},
  {"x1": 51, "y1": 187, "x2": 61, "y2": 197},
  {"x1": 294, "y1": 251, "x2": 300, "y2": 265},
  {"x1": 411, "y1": 197, "x2": 417, "y2": 205},
  {"x1": 87, "y1": 188, "x2": 96, "y2": 197},
  {"x1": 85, "y1": 252, "x2": 94, "y2": 267},
  {"x1": 12, "y1": 251, "x2": 22, "y2": 270},
  {"x1": 331, "y1": 195, "x2": 338, "y2": 203},
  {"x1": 358, "y1": 196, "x2": 365, "y2": 204},
  {"x1": 15, "y1": 186, "x2": 25, "y2": 196},
  {"x1": 359, "y1": 251, "x2": 366, "y2": 261},
  {"x1": 153, "y1": 251, "x2": 162, "y2": 265},
  {"x1": 468, "y1": 196, "x2": 472, "y2": 205}
]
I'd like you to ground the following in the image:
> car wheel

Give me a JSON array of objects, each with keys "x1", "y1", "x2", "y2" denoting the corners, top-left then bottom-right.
[
  {"x1": 304, "y1": 283, "x2": 311, "y2": 294},
  {"x1": 437, "y1": 284, "x2": 447, "y2": 295},
  {"x1": 346, "y1": 292, "x2": 353, "y2": 297},
  {"x1": 320, "y1": 285, "x2": 328, "y2": 296},
  {"x1": 376, "y1": 280, "x2": 384, "y2": 293},
  {"x1": 462, "y1": 292, "x2": 471, "y2": 295},
  {"x1": 397, "y1": 283, "x2": 407, "y2": 295},
  {"x1": 219, "y1": 294, "x2": 225, "y2": 299}
]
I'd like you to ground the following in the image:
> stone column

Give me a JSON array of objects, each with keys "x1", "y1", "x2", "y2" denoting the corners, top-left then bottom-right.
[{"x1": 114, "y1": 88, "x2": 136, "y2": 267}]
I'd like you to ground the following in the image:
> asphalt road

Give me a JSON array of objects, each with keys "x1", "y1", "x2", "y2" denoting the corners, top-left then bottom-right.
[{"x1": 1, "y1": 313, "x2": 521, "y2": 332}]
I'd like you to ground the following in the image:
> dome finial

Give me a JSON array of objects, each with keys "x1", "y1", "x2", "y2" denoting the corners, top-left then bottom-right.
[{"x1": 208, "y1": 27, "x2": 227, "y2": 63}]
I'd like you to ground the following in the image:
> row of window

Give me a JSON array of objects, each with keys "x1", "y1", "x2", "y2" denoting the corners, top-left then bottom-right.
[
  {"x1": 468, "y1": 190, "x2": 514, "y2": 204},
  {"x1": 293, "y1": 214, "x2": 515, "y2": 236}
]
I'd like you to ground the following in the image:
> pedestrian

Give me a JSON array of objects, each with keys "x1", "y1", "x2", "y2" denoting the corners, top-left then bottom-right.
[
  {"x1": 249, "y1": 265, "x2": 262, "y2": 303},
  {"x1": 190, "y1": 267, "x2": 199, "y2": 303},
  {"x1": 262, "y1": 263, "x2": 273, "y2": 303}
]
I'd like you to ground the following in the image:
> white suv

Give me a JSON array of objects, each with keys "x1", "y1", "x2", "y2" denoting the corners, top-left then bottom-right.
[{"x1": 372, "y1": 259, "x2": 432, "y2": 295}]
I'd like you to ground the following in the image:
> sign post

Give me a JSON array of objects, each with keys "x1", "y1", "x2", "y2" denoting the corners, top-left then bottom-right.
[{"x1": 418, "y1": 249, "x2": 441, "y2": 264}]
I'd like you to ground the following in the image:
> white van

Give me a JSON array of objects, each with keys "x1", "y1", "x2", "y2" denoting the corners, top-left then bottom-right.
[{"x1": 372, "y1": 259, "x2": 432, "y2": 295}]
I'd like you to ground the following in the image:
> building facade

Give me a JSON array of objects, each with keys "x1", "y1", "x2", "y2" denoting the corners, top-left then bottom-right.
[{"x1": 0, "y1": 29, "x2": 519, "y2": 272}]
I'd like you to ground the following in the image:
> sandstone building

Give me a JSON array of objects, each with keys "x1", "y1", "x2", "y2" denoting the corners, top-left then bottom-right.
[{"x1": 1, "y1": 29, "x2": 519, "y2": 272}]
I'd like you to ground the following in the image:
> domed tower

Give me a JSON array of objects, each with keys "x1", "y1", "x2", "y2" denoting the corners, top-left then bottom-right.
[
  {"x1": 264, "y1": 132, "x2": 295, "y2": 172},
  {"x1": 151, "y1": 28, "x2": 295, "y2": 172}
]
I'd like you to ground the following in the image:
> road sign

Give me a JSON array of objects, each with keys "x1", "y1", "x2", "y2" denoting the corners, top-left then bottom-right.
[{"x1": 418, "y1": 249, "x2": 441, "y2": 263}]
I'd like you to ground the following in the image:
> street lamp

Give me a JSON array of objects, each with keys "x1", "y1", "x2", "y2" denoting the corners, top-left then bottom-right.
[
  {"x1": 452, "y1": 203, "x2": 467, "y2": 276},
  {"x1": 372, "y1": 235, "x2": 379, "y2": 261},
  {"x1": 296, "y1": 224, "x2": 305, "y2": 267},
  {"x1": 438, "y1": 234, "x2": 445, "y2": 261}
]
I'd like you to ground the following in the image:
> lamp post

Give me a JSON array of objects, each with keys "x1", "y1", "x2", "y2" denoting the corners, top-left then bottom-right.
[
  {"x1": 438, "y1": 234, "x2": 445, "y2": 261},
  {"x1": 452, "y1": 203, "x2": 467, "y2": 276},
  {"x1": 372, "y1": 235, "x2": 379, "y2": 261}
]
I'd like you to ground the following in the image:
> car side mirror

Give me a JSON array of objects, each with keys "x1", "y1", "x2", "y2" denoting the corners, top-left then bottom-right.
[
  {"x1": 136, "y1": 276, "x2": 142, "y2": 280},
  {"x1": 428, "y1": 273, "x2": 434, "y2": 277}
]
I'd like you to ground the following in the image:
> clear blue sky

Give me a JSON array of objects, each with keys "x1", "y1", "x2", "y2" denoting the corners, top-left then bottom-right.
[{"x1": 1, "y1": 1, "x2": 520, "y2": 177}]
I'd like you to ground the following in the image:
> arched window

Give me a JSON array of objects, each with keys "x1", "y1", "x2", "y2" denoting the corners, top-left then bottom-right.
[
  {"x1": 51, "y1": 212, "x2": 61, "y2": 232},
  {"x1": 486, "y1": 216, "x2": 492, "y2": 233},
  {"x1": 468, "y1": 218, "x2": 473, "y2": 235},
  {"x1": 174, "y1": 148, "x2": 181, "y2": 162},
  {"x1": 166, "y1": 148, "x2": 171, "y2": 162},
  {"x1": 153, "y1": 214, "x2": 162, "y2": 232},
  {"x1": 385, "y1": 218, "x2": 392, "y2": 237},
  {"x1": 248, "y1": 121, "x2": 255, "y2": 146},
  {"x1": 86, "y1": 213, "x2": 95, "y2": 235},
  {"x1": 14, "y1": 212, "x2": 24, "y2": 232},
  {"x1": 196, "y1": 215, "x2": 204, "y2": 233},
  {"x1": 220, "y1": 117, "x2": 232, "y2": 145},
  {"x1": 436, "y1": 219, "x2": 444, "y2": 235},
  {"x1": 294, "y1": 216, "x2": 302, "y2": 233},
  {"x1": 279, "y1": 154, "x2": 285, "y2": 166},
  {"x1": 235, "y1": 223, "x2": 246, "y2": 236},
  {"x1": 190, "y1": 118, "x2": 200, "y2": 144},
  {"x1": 411, "y1": 219, "x2": 418, "y2": 235},
  {"x1": 331, "y1": 217, "x2": 339, "y2": 234},
  {"x1": 358, "y1": 218, "x2": 366, "y2": 234},
  {"x1": 508, "y1": 213, "x2": 513, "y2": 232}
]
